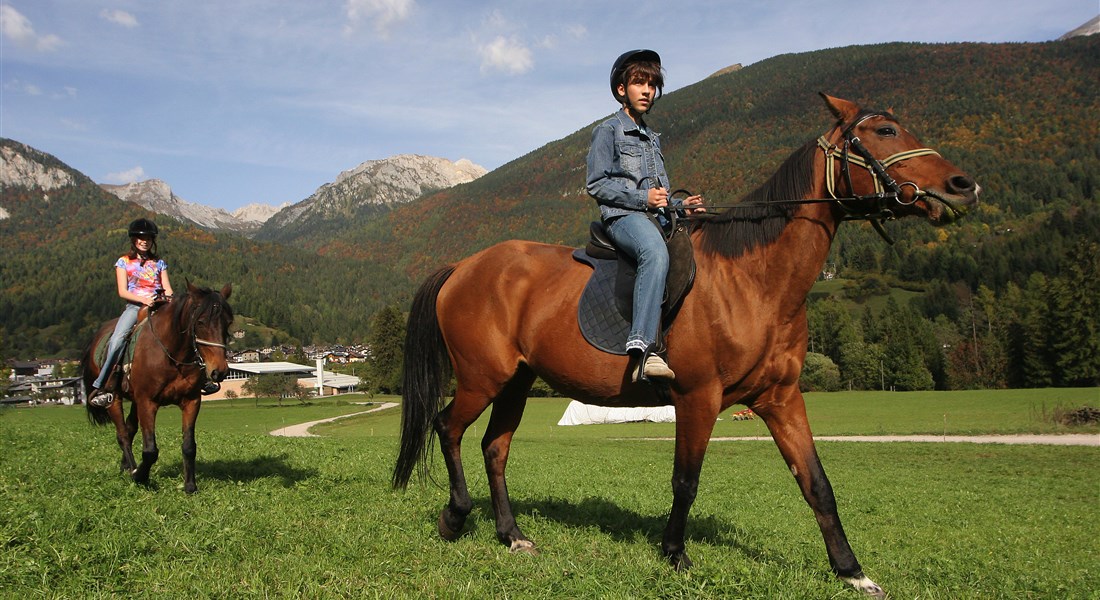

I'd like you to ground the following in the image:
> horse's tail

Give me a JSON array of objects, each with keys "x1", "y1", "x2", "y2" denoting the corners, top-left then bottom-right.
[
  {"x1": 81, "y1": 337, "x2": 112, "y2": 426},
  {"x1": 393, "y1": 265, "x2": 456, "y2": 489}
]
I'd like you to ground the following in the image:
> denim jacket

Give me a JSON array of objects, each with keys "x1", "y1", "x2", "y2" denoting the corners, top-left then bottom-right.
[{"x1": 586, "y1": 109, "x2": 680, "y2": 222}]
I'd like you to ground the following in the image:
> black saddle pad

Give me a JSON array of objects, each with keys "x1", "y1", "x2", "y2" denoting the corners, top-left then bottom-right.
[
  {"x1": 573, "y1": 220, "x2": 697, "y2": 355},
  {"x1": 574, "y1": 250, "x2": 632, "y2": 355}
]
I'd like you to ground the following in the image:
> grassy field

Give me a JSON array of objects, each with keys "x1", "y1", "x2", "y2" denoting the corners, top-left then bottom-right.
[{"x1": 1, "y1": 389, "x2": 1097, "y2": 598}]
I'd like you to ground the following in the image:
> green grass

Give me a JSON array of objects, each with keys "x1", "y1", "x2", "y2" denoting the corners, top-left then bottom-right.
[{"x1": 1, "y1": 389, "x2": 1097, "y2": 598}]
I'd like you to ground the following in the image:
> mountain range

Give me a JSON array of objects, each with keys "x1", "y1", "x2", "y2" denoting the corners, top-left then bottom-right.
[
  {"x1": 1, "y1": 33, "x2": 1097, "y2": 364},
  {"x1": 96, "y1": 154, "x2": 487, "y2": 238}
]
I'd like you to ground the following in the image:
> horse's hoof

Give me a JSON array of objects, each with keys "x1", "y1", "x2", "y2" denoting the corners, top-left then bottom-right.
[
  {"x1": 437, "y1": 510, "x2": 464, "y2": 541},
  {"x1": 508, "y1": 539, "x2": 538, "y2": 556},
  {"x1": 667, "y1": 551, "x2": 693, "y2": 571},
  {"x1": 839, "y1": 575, "x2": 886, "y2": 598}
]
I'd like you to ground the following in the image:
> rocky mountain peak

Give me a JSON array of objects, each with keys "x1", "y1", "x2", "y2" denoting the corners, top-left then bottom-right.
[
  {"x1": 261, "y1": 154, "x2": 487, "y2": 233},
  {"x1": 100, "y1": 179, "x2": 261, "y2": 233},
  {"x1": 0, "y1": 139, "x2": 82, "y2": 191}
]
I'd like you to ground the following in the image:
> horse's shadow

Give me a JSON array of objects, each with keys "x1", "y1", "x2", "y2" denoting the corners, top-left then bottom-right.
[
  {"x1": 160, "y1": 453, "x2": 317, "y2": 488},
  {"x1": 476, "y1": 495, "x2": 794, "y2": 568}
]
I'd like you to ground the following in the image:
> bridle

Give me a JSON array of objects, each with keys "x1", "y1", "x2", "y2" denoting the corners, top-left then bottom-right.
[
  {"x1": 147, "y1": 295, "x2": 228, "y2": 371},
  {"x1": 679, "y1": 111, "x2": 959, "y2": 244},
  {"x1": 817, "y1": 111, "x2": 944, "y2": 243}
]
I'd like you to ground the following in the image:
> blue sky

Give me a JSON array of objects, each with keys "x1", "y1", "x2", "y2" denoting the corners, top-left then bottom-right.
[{"x1": 2, "y1": 1, "x2": 1095, "y2": 211}]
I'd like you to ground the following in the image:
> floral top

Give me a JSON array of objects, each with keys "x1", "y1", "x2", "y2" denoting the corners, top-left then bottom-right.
[{"x1": 115, "y1": 255, "x2": 168, "y2": 300}]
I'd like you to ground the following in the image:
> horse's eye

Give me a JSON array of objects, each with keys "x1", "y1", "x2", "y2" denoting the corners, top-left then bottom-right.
[{"x1": 877, "y1": 126, "x2": 897, "y2": 137}]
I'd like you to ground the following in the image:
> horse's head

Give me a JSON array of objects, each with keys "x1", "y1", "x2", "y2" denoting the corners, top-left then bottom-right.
[
  {"x1": 819, "y1": 94, "x2": 979, "y2": 228},
  {"x1": 180, "y1": 281, "x2": 234, "y2": 384}
]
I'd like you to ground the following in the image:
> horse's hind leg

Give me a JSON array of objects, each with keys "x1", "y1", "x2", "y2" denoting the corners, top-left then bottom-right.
[
  {"x1": 481, "y1": 369, "x2": 536, "y2": 553},
  {"x1": 118, "y1": 402, "x2": 139, "y2": 474},
  {"x1": 434, "y1": 391, "x2": 490, "y2": 541},
  {"x1": 754, "y1": 388, "x2": 884, "y2": 598}
]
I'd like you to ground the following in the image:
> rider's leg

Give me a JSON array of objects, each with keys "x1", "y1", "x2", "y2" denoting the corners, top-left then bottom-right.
[{"x1": 91, "y1": 304, "x2": 140, "y2": 403}]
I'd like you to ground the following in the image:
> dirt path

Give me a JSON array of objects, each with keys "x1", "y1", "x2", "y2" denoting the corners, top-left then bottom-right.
[{"x1": 269, "y1": 402, "x2": 398, "y2": 437}]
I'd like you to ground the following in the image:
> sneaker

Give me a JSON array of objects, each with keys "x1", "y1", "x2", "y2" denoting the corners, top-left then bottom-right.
[
  {"x1": 88, "y1": 389, "x2": 114, "y2": 408},
  {"x1": 633, "y1": 354, "x2": 676, "y2": 382}
]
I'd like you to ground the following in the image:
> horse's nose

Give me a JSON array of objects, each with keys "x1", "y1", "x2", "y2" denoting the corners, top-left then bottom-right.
[
  {"x1": 209, "y1": 368, "x2": 226, "y2": 382},
  {"x1": 948, "y1": 174, "x2": 977, "y2": 198}
]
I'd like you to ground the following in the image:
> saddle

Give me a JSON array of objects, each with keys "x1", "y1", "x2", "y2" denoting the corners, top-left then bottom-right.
[
  {"x1": 573, "y1": 216, "x2": 696, "y2": 355},
  {"x1": 92, "y1": 299, "x2": 167, "y2": 393}
]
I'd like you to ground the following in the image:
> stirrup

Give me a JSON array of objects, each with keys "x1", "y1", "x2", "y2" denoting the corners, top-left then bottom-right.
[
  {"x1": 631, "y1": 347, "x2": 675, "y2": 383},
  {"x1": 88, "y1": 390, "x2": 115, "y2": 408}
]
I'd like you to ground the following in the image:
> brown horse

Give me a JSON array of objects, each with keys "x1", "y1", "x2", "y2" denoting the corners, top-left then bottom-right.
[
  {"x1": 393, "y1": 94, "x2": 979, "y2": 597},
  {"x1": 83, "y1": 282, "x2": 233, "y2": 493}
]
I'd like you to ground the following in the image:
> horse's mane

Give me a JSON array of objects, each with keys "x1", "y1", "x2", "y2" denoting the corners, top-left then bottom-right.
[
  {"x1": 697, "y1": 140, "x2": 817, "y2": 258},
  {"x1": 171, "y1": 285, "x2": 233, "y2": 330}
]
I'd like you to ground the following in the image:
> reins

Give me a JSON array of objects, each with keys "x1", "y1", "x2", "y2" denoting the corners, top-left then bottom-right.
[
  {"x1": 146, "y1": 296, "x2": 226, "y2": 371},
  {"x1": 677, "y1": 112, "x2": 951, "y2": 244}
]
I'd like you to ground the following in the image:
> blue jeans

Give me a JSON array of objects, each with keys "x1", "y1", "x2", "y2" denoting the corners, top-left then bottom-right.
[
  {"x1": 604, "y1": 212, "x2": 668, "y2": 352},
  {"x1": 93, "y1": 303, "x2": 141, "y2": 389}
]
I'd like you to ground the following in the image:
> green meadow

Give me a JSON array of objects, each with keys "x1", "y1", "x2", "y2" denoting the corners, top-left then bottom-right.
[{"x1": 1, "y1": 389, "x2": 1097, "y2": 598}]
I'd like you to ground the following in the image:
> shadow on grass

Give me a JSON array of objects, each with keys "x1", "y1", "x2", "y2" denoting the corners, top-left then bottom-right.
[
  {"x1": 476, "y1": 495, "x2": 797, "y2": 568},
  {"x1": 161, "y1": 453, "x2": 318, "y2": 487}
]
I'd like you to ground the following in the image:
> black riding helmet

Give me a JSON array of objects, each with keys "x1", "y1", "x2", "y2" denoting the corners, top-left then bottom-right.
[
  {"x1": 610, "y1": 49, "x2": 662, "y2": 105},
  {"x1": 128, "y1": 218, "x2": 159, "y2": 238}
]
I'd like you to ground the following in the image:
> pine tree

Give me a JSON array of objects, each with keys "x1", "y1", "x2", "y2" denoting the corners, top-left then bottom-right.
[{"x1": 368, "y1": 305, "x2": 406, "y2": 394}]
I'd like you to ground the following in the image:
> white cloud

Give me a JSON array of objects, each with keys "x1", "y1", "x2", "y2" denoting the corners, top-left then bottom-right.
[
  {"x1": 344, "y1": 0, "x2": 414, "y2": 37},
  {"x1": 104, "y1": 166, "x2": 146, "y2": 184},
  {"x1": 479, "y1": 35, "x2": 533, "y2": 75},
  {"x1": 60, "y1": 118, "x2": 89, "y2": 132},
  {"x1": 100, "y1": 9, "x2": 139, "y2": 28},
  {"x1": 0, "y1": 4, "x2": 62, "y2": 51},
  {"x1": 4, "y1": 79, "x2": 41, "y2": 95}
]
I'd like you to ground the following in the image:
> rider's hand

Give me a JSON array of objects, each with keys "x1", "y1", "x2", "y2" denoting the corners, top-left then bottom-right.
[
  {"x1": 682, "y1": 194, "x2": 706, "y2": 215},
  {"x1": 647, "y1": 187, "x2": 669, "y2": 210}
]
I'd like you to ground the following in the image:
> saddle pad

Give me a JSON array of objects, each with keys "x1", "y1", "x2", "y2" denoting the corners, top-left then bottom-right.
[
  {"x1": 573, "y1": 249, "x2": 631, "y2": 355},
  {"x1": 93, "y1": 319, "x2": 145, "y2": 370}
]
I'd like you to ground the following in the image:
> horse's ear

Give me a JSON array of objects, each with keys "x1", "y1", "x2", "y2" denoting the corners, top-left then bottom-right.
[
  {"x1": 186, "y1": 279, "x2": 197, "y2": 294},
  {"x1": 819, "y1": 93, "x2": 859, "y2": 123},
  {"x1": 221, "y1": 284, "x2": 232, "y2": 300}
]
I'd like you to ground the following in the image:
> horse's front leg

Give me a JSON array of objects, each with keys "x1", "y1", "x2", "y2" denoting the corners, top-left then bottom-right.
[
  {"x1": 481, "y1": 378, "x2": 534, "y2": 554},
  {"x1": 754, "y1": 387, "x2": 885, "y2": 598},
  {"x1": 131, "y1": 400, "x2": 160, "y2": 486},
  {"x1": 180, "y1": 397, "x2": 201, "y2": 494},
  {"x1": 662, "y1": 392, "x2": 721, "y2": 570}
]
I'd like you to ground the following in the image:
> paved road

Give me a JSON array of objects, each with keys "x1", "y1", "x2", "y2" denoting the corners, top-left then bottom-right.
[
  {"x1": 706, "y1": 434, "x2": 1098, "y2": 446},
  {"x1": 269, "y1": 402, "x2": 398, "y2": 437},
  {"x1": 271, "y1": 407, "x2": 1096, "y2": 447}
]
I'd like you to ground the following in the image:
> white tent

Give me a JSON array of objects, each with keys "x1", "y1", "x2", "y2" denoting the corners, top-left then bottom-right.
[{"x1": 557, "y1": 400, "x2": 676, "y2": 426}]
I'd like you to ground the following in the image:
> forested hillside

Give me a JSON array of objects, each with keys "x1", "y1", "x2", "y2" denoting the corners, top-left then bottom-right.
[
  {"x1": 331, "y1": 38, "x2": 1100, "y2": 389},
  {"x1": 2, "y1": 37, "x2": 1097, "y2": 390},
  {"x1": 0, "y1": 167, "x2": 396, "y2": 358}
]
